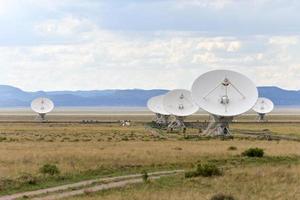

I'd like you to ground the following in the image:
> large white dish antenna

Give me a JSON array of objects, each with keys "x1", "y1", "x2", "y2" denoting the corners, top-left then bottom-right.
[
  {"x1": 191, "y1": 70, "x2": 258, "y2": 117},
  {"x1": 147, "y1": 95, "x2": 170, "y2": 115},
  {"x1": 163, "y1": 89, "x2": 199, "y2": 117},
  {"x1": 253, "y1": 97, "x2": 274, "y2": 114},
  {"x1": 31, "y1": 97, "x2": 54, "y2": 114}
]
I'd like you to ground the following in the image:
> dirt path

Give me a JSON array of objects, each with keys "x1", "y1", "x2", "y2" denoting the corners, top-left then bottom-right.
[
  {"x1": 33, "y1": 175, "x2": 168, "y2": 200},
  {"x1": 0, "y1": 170, "x2": 184, "y2": 200}
]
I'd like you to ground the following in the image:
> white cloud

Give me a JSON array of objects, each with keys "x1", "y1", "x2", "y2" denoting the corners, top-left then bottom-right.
[
  {"x1": 192, "y1": 52, "x2": 219, "y2": 64},
  {"x1": 0, "y1": 0, "x2": 15, "y2": 15},
  {"x1": 269, "y1": 36, "x2": 298, "y2": 46},
  {"x1": 0, "y1": 18, "x2": 248, "y2": 90},
  {"x1": 35, "y1": 15, "x2": 96, "y2": 37},
  {"x1": 196, "y1": 38, "x2": 241, "y2": 52},
  {"x1": 226, "y1": 41, "x2": 241, "y2": 52},
  {"x1": 0, "y1": 3, "x2": 299, "y2": 91},
  {"x1": 175, "y1": 0, "x2": 234, "y2": 9},
  {"x1": 2, "y1": 24, "x2": 300, "y2": 90}
]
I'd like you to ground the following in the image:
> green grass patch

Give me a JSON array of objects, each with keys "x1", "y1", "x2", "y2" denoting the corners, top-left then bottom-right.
[
  {"x1": 1, "y1": 155, "x2": 299, "y2": 196},
  {"x1": 185, "y1": 163, "x2": 222, "y2": 178},
  {"x1": 0, "y1": 163, "x2": 189, "y2": 196},
  {"x1": 241, "y1": 148, "x2": 264, "y2": 157}
]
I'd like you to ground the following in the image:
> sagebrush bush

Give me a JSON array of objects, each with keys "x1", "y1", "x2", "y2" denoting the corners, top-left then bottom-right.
[
  {"x1": 242, "y1": 147, "x2": 264, "y2": 157},
  {"x1": 227, "y1": 146, "x2": 237, "y2": 151},
  {"x1": 210, "y1": 193, "x2": 235, "y2": 200},
  {"x1": 0, "y1": 137, "x2": 7, "y2": 142},
  {"x1": 185, "y1": 163, "x2": 222, "y2": 178},
  {"x1": 142, "y1": 170, "x2": 149, "y2": 183},
  {"x1": 185, "y1": 170, "x2": 198, "y2": 178},
  {"x1": 17, "y1": 173, "x2": 37, "y2": 185},
  {"x1": 197, "y1": 163, "x2": 222, "y2": 177},
  {"x1": 39, "y1": 164, "x2": 60, "y2": 176}
]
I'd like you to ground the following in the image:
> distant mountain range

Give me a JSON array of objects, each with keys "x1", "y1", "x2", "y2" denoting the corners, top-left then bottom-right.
[{"x1": 0, "y1": 85, "x2": 298, "y2": 107}]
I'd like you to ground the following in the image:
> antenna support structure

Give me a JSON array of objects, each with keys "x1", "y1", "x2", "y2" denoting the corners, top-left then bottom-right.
[
  {"x1": 36, "y1": 113, "x2": 47, "y2": 121},
  {"x1": 257, "y1": 113, "x2": 267, "y2": 122},
  {"x1": 154, "y1": 113, "x2": 169, "y2": 127},
  {"x1": 191, "y1": 70, "x2": 258, "y2": 137},
  {"x1": 167, "y1": 116, "x2": 185, "y2": 132},
  {"x1": 163, "y1": 89, "x2": 199, "y2": 133},
  {"x1": 204, "y1": 115, "x2": 233, "y2": 136},
  {"x1": 253, "y1": 97, "x2": 274, "y2": 122}
]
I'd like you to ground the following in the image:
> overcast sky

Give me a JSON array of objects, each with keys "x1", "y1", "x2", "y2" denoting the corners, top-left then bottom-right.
[{"x1": 0, "y1": 0, "x2": 300, "y2": 91}]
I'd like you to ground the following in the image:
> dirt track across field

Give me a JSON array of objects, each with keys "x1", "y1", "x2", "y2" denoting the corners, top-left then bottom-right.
[{"x1": 0, "y1": 170, "x2": 184, "y2": 200}]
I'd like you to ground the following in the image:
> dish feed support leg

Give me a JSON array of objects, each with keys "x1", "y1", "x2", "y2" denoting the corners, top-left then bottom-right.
[{"x1": 204, "y1": 115, "x2": 233, "y2": 136}]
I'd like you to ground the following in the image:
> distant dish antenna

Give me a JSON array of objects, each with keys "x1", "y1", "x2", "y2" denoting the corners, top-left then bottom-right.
[
  {"x1": 147, "y1": 95, "x2": 170, "y2": 126},
  {"x1": 31, "y1": 97, "x2": 54, "y2": 121},
  {"x1": 252, "y1": 97, "x2": 274, "y2": 121},
  {"x1": 191, "y1": 70, "x2": 258, "y2": 136},
  {"x1": 163, "y1": 89, "x2": 199, "y2": 131}
]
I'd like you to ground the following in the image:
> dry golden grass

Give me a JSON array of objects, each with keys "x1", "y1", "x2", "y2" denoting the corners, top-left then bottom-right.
[
  {"x1": 70, "y1": 164, "x2": 300, "y2": 200},
  {"x1": 0, "y1": 121, "x2": 300, "y2": 179},
  {"x1": 1, "y1": 139, "x2": 300, "y2": 179},
  {"x1": 0, "y1": 119, "x2": 299, "y2": 198},
  {"x1": 0, "y1": 112, "x2": 300, "y2": 122},
  {"x1": 231, "y1": 122, "x2": 300, "y2": 136}
]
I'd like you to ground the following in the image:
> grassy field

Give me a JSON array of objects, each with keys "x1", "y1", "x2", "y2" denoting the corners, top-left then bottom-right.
[
  {"x1": 0, "y1": 116, "x2": 299, "y2": 198},
  {"x1": 231, "y1": 122, "x2": 300, "y2": 137},
  {"x1": 69, "y1": 164, "x2": 300, "y2": 200}
]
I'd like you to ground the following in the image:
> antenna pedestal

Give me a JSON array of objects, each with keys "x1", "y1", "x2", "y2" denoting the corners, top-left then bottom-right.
[
  {"x1": 257, "y1": 113, "x2": 267, "y2": 122},
  {"x1": 168, "y1": 116, "x2": 185, "y2": 132},
  {"x1": 204, "y1": 115, "x2": 233, "y2": 136},
  {"x1": 36, "y1": 113, "x2": 47, "y2": 122},
  {"x1": 154, "y1": 113, "x2": 169, "y2": 126}
]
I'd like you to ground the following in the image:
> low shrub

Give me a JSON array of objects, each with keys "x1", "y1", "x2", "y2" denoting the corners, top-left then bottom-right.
[
  {"x1": 185, "y1": 170, "x2": 198, "y2": 178},
  {"x1": 17, "y1": 173, "x2": 37, "y2": 185},
  {"x1": 227, "y1": 146, "x2": 237, "y2": 151},
  {"x1": 142, "y1": 170, "x2": 149, "y2": 183},
  {"x1": 39, "y1": 164, "x2": 60, "y2": 176},
  {"x1": 211, "y1": 193, "x2": 235, "y2": 200},
  {"x1": 0, "y1": 137, "x2": 7, "y2": 142},
  {"x1": 242, "y1": 147, "x2": 264, "y2": 157},
  {"x1": 185, "y1": 163, "x2": 222, "y2": 178}
]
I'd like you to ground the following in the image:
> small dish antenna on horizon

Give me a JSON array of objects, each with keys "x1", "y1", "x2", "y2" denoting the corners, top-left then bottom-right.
[
  {"x1": 163, "y1": 89, "x2": 199, "y2": 131},
  {"x1": 191, "y1": 70, "x2": 258, "y2": 136},
  {"x1": 147, "y1": 95, "x2": 170, "y2": 126},
  {"x1": 252, "y1": 97, "x2": 274, "y2": 122},
  {"x1": 31, "y1": 97, "x2": 54, "y2": 121}
]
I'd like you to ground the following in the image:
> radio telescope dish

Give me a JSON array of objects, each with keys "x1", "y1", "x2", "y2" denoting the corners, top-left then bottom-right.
[
  {"x1": 253, "y1": 97, "x2": 274, "y2": 114},
  {"x1": 191, "y1": 70, "x2": 258, "y2": 117},
  {"x1": 163, "y1": 89, "x2": 199, "y2": 131},
  {"x1": 253, "y1": 97, "x2": 274, "y2": 121},
  {"x1": 147, "y1": 95, "x2": 170, "y2": 115},
  {"x1": 191, "y1": 70, "x2": 258, "y2": 136},
  {"x1": 163, "y1": 89, "x2": 199, "y2": 117},
  {"x1": 147, "y1": 95, "x2": 170, "y2": 126},
  {"x1": 31, "y1": 97, "x2": 54, "y2": 121}
]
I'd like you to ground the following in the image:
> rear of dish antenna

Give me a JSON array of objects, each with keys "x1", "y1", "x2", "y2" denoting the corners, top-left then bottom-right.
[
  {"x1": 147, "y1": 95, "x2": 170, "y2": 127},
  {"x1": 191, "y1": 70, "x2": 258, "y2": 136},
  {"x1": 163, "y1": 89, "x2": 199, "y2": 131},
  {"x1": 252, "y1": 97, "x2": 274, "y2": 121},
  {"x1": 31, "y1": 97, "x2": 54, "y2": 121}
]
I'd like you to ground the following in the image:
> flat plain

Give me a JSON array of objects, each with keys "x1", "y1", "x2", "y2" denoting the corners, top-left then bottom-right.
[{"x1": 0, "y1": 108, "x2": 300, "y2": 199}]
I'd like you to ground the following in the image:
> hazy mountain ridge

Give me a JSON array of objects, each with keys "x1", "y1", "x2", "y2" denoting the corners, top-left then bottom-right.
[{"x1": 0, "y1": 85, "x2": 298, "y2": 107}]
